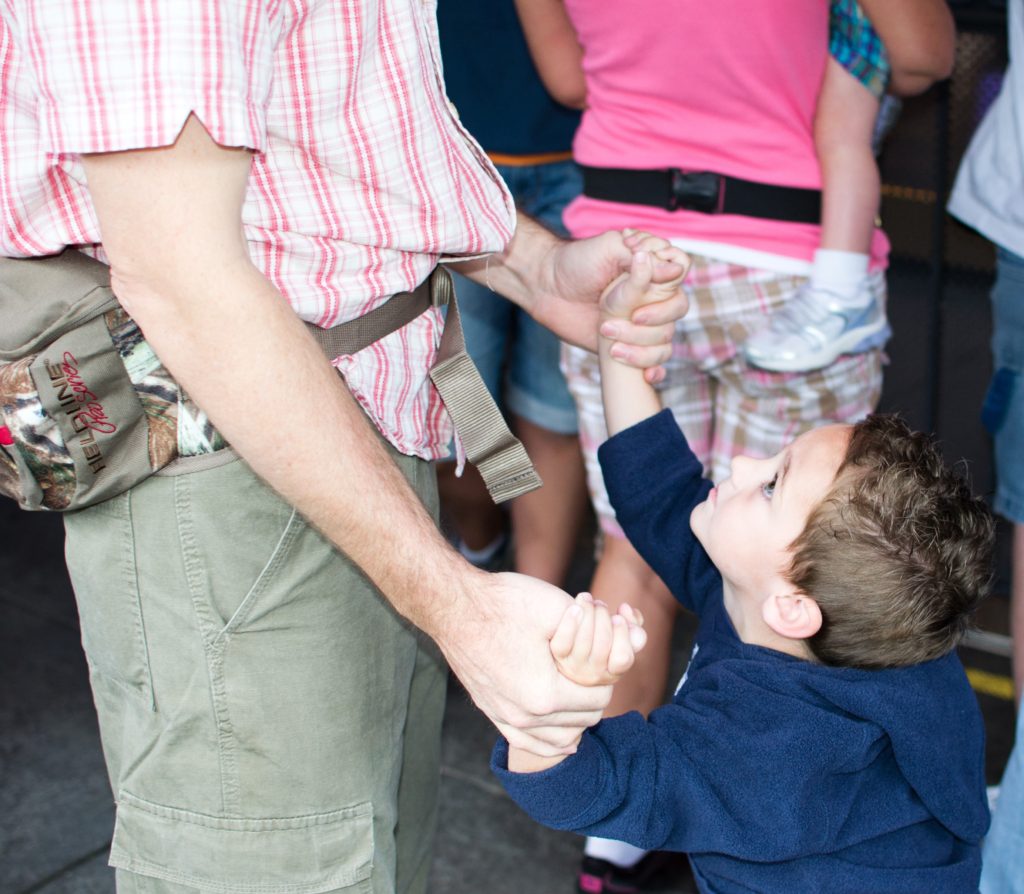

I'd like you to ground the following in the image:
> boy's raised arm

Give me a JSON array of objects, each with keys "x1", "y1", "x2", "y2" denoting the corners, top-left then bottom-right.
[{"x1": 599, "y1": 240, "x2": 689, "y2": 436}]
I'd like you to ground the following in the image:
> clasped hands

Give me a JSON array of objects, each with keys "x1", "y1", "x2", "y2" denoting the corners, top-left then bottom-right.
[
  {"x1": 513, "y1": 232, "x2": 690, "y2": 764},
  {"x1": 440, "y1": 230, "x2": 688, "y2": 765}
]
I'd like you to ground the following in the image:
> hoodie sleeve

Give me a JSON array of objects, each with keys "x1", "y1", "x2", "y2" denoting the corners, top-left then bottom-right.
[
  {"x1": 597, "y1": 409, "x2": 720, "y2": 614},
  {"x1": 492, "y1": 691, "x2": 863, "y2": 860}
]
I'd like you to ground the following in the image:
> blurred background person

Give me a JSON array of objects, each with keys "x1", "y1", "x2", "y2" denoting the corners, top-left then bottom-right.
[
  {"x1": 516, "y1": 1, "x2": 955, "y2": 891},
  {"x1": 949, "y1": 0, "x2": 1024, "y2": 890},
  {"x1": 436, "y1": 0, "x2": 589, "y2": 586}
]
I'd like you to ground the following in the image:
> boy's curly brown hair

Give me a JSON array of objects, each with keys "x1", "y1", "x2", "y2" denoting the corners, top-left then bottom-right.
[{"x1": 786, "y1": 414, "x2": 995, "y2": 669}]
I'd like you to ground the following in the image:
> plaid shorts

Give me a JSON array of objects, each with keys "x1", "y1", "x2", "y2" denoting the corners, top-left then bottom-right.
[
  {"x1": 563, "y1": 254, "x2": 886, "y2": 538},
  {"x1": 830, "y1": 0, "x2": 890, "y2": 99}
]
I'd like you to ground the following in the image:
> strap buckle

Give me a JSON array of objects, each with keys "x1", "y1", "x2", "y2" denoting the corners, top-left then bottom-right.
[{"x1": 668, "y1": 170, "x2": 724, "y2": 214}]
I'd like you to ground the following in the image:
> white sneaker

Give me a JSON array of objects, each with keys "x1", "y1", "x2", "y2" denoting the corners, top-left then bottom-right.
[{"x1": 743, "y1": 283, "x2": 890, "y2": 373}]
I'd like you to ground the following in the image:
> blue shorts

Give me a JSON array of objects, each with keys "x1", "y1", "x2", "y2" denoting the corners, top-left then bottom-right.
[
  {"x1": 981, "y1": 246, "x2": 1024, "y2": 523},
  {"x1": 452, "y1": 159, "x2": 582, "y2": 435}
]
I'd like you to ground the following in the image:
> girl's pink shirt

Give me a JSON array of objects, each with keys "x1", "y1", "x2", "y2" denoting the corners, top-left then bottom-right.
[{"x1": 563, "y1": 0, "x2": 889, "y2": 266}]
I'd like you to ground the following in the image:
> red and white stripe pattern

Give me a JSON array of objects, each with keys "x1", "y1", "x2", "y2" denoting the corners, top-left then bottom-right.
[{"x1": 0, "y1": 0, "x2": 515, "y2": 459}]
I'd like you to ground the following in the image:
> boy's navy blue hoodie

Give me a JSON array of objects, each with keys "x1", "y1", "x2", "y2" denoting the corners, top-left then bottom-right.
[{"x1": 492, "y1": 410, "x2": 989, "y2": 894}]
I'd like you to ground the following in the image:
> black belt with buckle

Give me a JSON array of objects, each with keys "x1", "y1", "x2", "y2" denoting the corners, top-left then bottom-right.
[{"x1": 579, "y1": 165, "x2": 821, "y2": 225}]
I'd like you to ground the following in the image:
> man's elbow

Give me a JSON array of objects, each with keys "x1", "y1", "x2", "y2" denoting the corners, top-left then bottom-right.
[
  {"x1": 889, "y1": 63, "x2": 951, "y2": 97},
  {"x1": 106, "y1": 247, "x2": 250, "y2": 327},
  {"x1": 552, "y1": 86, "x2": 587, "y2": 111},
  {"x1": 887, "y1": 32, "x2": 957, "y2": 97}
]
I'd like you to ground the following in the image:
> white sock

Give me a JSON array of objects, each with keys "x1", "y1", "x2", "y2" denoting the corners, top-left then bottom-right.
[
  {"x1": 456, "y1": 532, "x2": 506, "y2": 566},
  {"x1": 810, "y1": 249, "x2": 870, "y2": 305},
  {"x1": 584, "y1": 836, "x2": 649, "y2": 869}
]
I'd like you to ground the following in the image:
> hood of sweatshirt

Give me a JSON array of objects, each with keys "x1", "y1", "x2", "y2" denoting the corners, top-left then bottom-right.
[{"x1": 701, "y1": 629, "x2": 990, "y2": 847}]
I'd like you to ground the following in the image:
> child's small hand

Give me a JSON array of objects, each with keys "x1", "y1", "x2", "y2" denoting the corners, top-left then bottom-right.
[
  {"x1": 508, "y1": 595, "x2": 645, "y2": 775},
  {"x1": 550, "y1": 592, "x2": 647, "y2": 687},
  {"x1": 600, "y1": 232, "x2": 690, "y2": 322}
]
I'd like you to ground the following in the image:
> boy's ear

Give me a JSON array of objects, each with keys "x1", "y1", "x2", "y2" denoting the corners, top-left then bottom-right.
[{"x1": 762, "y1": 590, "x2": 822, "y2": 641}]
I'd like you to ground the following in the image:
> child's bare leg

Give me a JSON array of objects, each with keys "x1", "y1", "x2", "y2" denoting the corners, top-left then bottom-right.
[
  {"x1": 437, "y1": 419, "x2": 588, "y2": 586},
  {"x1": 743, "y1": 57, "x2": 888, "y2": 373},
  {"x1": 509, "y1": 416, "x2": 589, "y2": 586},
  {"x1": 815, "y1": 56, "x2": 881, "y2": 265},
  {"x1": 436, "y1": 461, "x2": 507, "y2": 560}
]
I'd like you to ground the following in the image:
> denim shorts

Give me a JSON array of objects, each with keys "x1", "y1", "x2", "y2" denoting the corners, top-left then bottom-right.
[
  {"x1": 451, "y1": 159, "x2": 582, "y2": 436},
  {"x1": 981, "y1": 246, "x2": 1024, "y2": 524},
  {"x1": 981, "y1": 704, "x2": 1024, "y2": 892}
]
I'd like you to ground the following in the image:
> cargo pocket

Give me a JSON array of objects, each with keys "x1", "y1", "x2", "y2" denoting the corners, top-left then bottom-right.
[
  {"x1": 64, "y1": 491, "x2": 154, "y2": 708},
  {"x1": 109, "y1": 791, "x2": 374, "y2": 894}
]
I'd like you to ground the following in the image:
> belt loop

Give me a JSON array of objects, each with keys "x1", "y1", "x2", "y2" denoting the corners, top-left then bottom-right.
[{"x1": 428, "y1": 267, "x2": 542, "y2": 504}]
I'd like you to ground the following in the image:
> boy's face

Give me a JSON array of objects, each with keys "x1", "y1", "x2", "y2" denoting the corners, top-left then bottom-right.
[{"x1": 690, "y1": 424, "x2": 852, "y2": 605}]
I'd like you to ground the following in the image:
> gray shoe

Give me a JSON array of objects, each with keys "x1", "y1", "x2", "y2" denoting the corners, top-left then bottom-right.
[{"x1": 743, "y1": 283, "x2": 890, "y2": 373}]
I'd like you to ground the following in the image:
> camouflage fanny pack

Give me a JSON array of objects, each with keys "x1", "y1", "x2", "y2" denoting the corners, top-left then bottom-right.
[
  {"x1": 1, "y1": 251, "x2": 542, "y2": 512},
  {"x1": 0, "y1": 250, "x2": 225, "y2": 511}
]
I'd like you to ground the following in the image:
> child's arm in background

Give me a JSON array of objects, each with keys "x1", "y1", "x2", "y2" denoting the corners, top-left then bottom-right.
[
  {"x1": 599, "y1": 238, "x2": 690, "y2": 436},
  {"x1": 815, "y1": 56, "x2": 881, "y2": 258},
  {"x1": 858, "y1": 0, "x2": 954, "y2": 97},
  {"x1": 514, "y1": 0, "x2": 587, "y2": 109},
  {"x1": 508, "y1": 595, "x2": 645, "y2": 773}
]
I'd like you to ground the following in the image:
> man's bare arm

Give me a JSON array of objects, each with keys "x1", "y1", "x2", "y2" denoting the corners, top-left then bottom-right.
[{"x1": 82, "y1": 113, "x2": 609, "y2": 753}]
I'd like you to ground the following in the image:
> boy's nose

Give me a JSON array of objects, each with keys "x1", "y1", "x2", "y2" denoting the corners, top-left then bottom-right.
[{"x1": 729, "y1": 454, "x2": 755, "y2": 481}]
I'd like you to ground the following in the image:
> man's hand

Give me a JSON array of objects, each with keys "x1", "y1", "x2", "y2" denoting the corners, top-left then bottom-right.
[
  {"x1": 454, "y1": 216, "x2": 688, "y2": 382},
  {"x1": 551, "y1": 592, "x2": 646, "y2": 687},
  {"x1": 437, "y1": 571, "x2": 617, "y2": 756},
  {"x1": 500, "y1": 590, "x2": 645, "y2": 775},
  {"x1": 537, "y1": 229, "x2": 688, "y2": 383}
]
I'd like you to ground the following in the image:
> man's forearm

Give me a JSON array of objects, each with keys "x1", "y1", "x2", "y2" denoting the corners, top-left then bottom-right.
[
  {"x1": 453, "y1": 213, "x2": 560, "y2": 320},
  {"x1": 80, "y1": 116, "x2": 472, "y2": 639},
  {"x1": 116, "y1": 255, "x2": 473, "y2": 636}
]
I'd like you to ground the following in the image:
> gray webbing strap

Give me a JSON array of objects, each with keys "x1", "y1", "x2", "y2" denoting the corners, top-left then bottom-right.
[
  {"x1": 305, "y1": 267, "x2": 541, "y2": 504},
  {"x1": 428, "y1": 268, "x2": 542, "y2": 503},
  {"x1": 305, "y1": 279, "x2": 433, "y2": 358}
]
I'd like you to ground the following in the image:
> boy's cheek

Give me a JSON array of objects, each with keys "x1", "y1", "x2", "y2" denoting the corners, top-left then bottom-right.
[{"x1": 688, "y1": 503, "x2": 708, "y2": 542}]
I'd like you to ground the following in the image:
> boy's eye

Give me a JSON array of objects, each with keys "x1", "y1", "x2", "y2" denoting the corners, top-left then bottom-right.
[{"x1": 761, "y1": 474, "x2": 778, "y2": 499}]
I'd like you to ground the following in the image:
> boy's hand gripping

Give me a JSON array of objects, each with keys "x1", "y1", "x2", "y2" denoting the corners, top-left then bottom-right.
[
  {"x1": 505, "y1": 594, "x2": 646, "y2": 774},
  {"x1": 599, "y1": 232, "x2": 690, "y2": 375},
  {"x1": 551, "y1": 592, "x2": 647, "y2": 687},
  {"x1": 598, "y1": 234, "x2": 689, "y2": 435}
]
